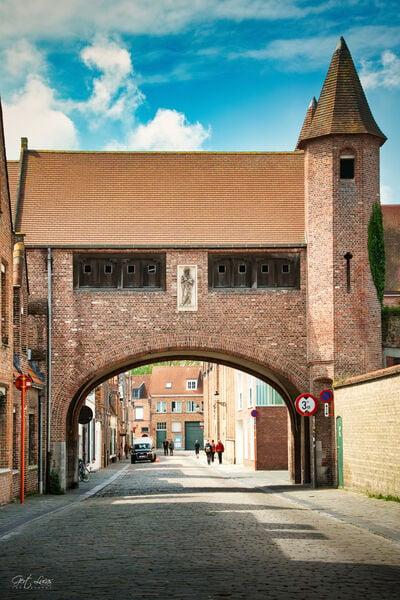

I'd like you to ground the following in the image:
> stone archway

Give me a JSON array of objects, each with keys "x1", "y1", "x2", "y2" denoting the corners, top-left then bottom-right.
[{"x1": 59, "y1": 341, "x2": 308, "y2": 490}]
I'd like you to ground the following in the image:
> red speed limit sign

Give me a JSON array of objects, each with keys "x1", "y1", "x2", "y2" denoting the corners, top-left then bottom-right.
[{"x1": 295, "y1": 393, "x2": 318, "y2": 416}]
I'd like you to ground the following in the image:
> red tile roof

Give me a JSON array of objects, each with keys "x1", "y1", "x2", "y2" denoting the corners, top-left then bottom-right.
[
  {"x1": 150, "y1": 365, "x2": 202, "y2": 396},
  {"x1": 6, "y1": 160, "x2": 20, "y2": 222},
  {"x1": 12, "y1": 150, "x2": 305, "y2": 247}
]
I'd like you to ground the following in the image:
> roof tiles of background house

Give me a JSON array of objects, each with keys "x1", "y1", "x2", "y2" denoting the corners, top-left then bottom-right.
[
  {"x1": 297, "y1": 37, "x2": 386, "y2": 149},
  {"x1": 131, "y1": 375, "x2": 151, "y2": 399},
  {"x1": 9, "y1": 150, "x2": 305, "y2": 247},
  {"x1": 150, "y1": 366, "x2": 203, "y2": 396},
  {"x1": 382, "y1": 205, "x2": 400, "y2": 294}
]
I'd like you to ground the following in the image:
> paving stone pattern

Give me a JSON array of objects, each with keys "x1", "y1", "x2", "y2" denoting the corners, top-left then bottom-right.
[{"x1": 0, "y1": 454, "x2": 399, "y2": 600}]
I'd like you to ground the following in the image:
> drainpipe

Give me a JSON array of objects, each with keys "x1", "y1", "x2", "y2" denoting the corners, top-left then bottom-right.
[
  {"x1": 46, "y1": 248, "x2": 52, "y2": 491},
  {"x1": 38, "y1": 389, "x2": 44, "y2": 494}
]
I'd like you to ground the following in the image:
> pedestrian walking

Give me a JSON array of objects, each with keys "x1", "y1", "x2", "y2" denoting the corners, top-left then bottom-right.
[
  {"x1": 194, "y1": 440, "x2": 201, "y2": 458},
  {"x1": 162, "y1": 439, "x2": 169, "y2": 456},
  {"x1": 210, "y1": 440, "x2": 216, "y2": 462},
  {"x1": 169, "y1": 440, "x2": 175, "y2": 456},
  {"x1": 124, "y1": 442, "x2": 130, "y2": 459},
  {"x1": 216, "y1": 440, "x2": 224, "y2": 464},
  {"x1": 204, "y1": 440, "x2": 212, "y2": 465}
]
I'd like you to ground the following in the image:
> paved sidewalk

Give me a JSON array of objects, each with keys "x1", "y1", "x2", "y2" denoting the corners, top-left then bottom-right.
[
  {"x1": 0, "y1": 459, "x2": 130, "y2": 539},
  {"x1": 1, "y1": 452, "x2": 399, "y2": 547}
]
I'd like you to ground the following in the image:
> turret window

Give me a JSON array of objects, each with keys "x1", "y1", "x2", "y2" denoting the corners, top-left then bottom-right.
[{"x1": 340, "y1": 155, "x2": 355, "y2": 179}]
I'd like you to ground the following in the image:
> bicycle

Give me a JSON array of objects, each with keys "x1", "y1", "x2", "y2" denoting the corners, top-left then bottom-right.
[{"x1": 78, "y1": 458, "x2": 90, "y2": 482}]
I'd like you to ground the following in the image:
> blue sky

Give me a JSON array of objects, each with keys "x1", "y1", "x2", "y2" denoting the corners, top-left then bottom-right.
[{"x1": 0, "y1": 0, "x2": 399, "y2": 203}]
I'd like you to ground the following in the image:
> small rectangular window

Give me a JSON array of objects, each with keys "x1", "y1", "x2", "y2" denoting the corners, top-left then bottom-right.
[
  {"x1": 186, "y1": 380, "x2": 197, "y2": 390},
  {"x1": 84, "y1": 264, "x2": 92, "y2": 273},
  {"x1": 156, "y1": 422, "x2": 166, "y2": 430},
  {"x1": 165, "y1": 382, "x2": 172, "y2": 389},
  {"x1": 148, "y1": 265, "x2": 156, "y2": 274},
  {"x1": 239, "y1": 264, "x2": 246, "y2": 273},
  {"x1": 127, "y1": 265, "x2": 135, "y2": 274},
  {"x1": 340, "y1": 157, "x2": 354, "y2": 179},
  {"x1": 104, "y1": 264, "x2": 113, "y2": 274},
  {"x1": 219, "y1": 265, "x2": 226, "y2": 274},
  {"x1": 261, "y1": 265, "x2": 269, "y2": 273},
  {"x1": 282, "y1": 264, "x2": 290, "y2": 274}
]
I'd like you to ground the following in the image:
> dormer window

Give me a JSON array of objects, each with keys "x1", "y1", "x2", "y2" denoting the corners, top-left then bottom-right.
[
  {"x1": 340, "y1": 154, "x2": 355, "y2": 179},
  {"x1": 186, "y1": 379, "x2": 197, "y2": 391}
]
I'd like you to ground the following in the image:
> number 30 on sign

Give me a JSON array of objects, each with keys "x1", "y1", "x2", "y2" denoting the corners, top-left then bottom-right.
[{"x1": 295, "y1": 393, "x2": 318, "y2": 416}]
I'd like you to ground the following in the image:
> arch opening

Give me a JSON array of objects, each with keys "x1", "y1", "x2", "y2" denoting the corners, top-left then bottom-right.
[{"x1": 63, "y1": 348, "x2": 307, "y2": 491}]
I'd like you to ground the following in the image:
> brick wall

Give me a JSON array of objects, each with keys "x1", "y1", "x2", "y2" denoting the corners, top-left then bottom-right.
[
  {"x1": 255, "y1": 407, "x2": 288, "y2": 470},
  {"x1": 26, "y1": 247, "x2": 309, "y2": 446},
  {"x1": 0, "y1": 117, "x2": 14, "y2": 504},
  {"x1": 334, "y1": 366, "x2": 400, "y2": 496}
]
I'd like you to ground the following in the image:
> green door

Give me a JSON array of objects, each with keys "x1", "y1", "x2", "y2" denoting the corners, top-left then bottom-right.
[
  {"x1": 185, "y1": 422, "x2": 204, "y2": 450},
  {"x1": 156, "y1": 430, "x2": 166, "y2": 449},
  {"x1": 336, "y1": 416, "x2": 344, "y2": 487}
]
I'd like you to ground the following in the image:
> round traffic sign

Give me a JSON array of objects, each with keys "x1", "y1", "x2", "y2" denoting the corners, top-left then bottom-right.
[
  {"x1": 295, "y1": 393, "x2": 318, "y2": 416},
  {"x1": 14, "y1": 375, "x2": 33, "y2": 391},
  {"x1": 320, "y1": 389, "x2": 334, "y2": 403},
  {"x1": 250, "y1": 409, "x2": 259, "y2": 417}
]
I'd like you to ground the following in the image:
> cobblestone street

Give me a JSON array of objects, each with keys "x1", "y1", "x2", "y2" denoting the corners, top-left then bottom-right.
[{"x1": 1, "y1": 453, "x2": 399, "y2": 600}]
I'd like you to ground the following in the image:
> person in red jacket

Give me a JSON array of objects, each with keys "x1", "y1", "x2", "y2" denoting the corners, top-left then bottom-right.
[{"x1": 215, "y1": 440, "x2": 224, "y2": 464}]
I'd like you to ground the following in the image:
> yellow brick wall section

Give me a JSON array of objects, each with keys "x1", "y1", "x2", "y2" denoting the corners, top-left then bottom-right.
[{"x1": 335, "y1": 372, "x2": 400, "y2": 497}]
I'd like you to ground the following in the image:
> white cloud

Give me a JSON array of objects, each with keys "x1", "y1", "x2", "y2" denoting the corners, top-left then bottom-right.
[
  {"x1": 108, "y1": 108, "x2": 211, "y2": 151},
  {"x1": 381, "y1": 185, "x2": 396, "y2": 205},
  {"x1": 0, "y1": 0, "x2": 324, "y2": 40},
  {"x1": 76, "y1": 36, "x2": 144, "y2": 123},
  {"x1": 360, "y1": 50, "x2": 400, "y2": 90},
  {"x1": 232, "y1": 36, "x2": 337, "y2": 69},
  {"x1": 3, "y1": 77, "x2": 78, "y2": 159},
  {"x1": 2, "y1": 39, "x2": 45, "y2": 81}
]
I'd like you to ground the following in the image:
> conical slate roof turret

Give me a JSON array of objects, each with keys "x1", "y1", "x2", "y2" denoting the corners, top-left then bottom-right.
[
  {"x1": 296, "y1": 97, "x2": 317, "y2": 150},
  {"x1": 297, "y1": 37, "x2": 386, "y2": 148}
]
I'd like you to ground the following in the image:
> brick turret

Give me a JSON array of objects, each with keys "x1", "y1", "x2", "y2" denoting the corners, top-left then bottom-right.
[{"x1": 300, "y1": 37, "x2": 386, "y2": 389}]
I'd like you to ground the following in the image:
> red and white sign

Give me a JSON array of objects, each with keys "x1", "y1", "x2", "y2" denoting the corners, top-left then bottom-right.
[
  {"x1": 14, "y1": 375, "x2": 32, "y2": 391},
  {"x1": 295, "y1": 393, "x2": 318, "y2": 416}
]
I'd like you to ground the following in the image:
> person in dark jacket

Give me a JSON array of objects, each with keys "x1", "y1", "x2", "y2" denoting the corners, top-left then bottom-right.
[
  {"x1": 168, "y1": 440, "x2": 175, "y2": 456},
  {"x1": 162, "y1": 439, "x2": 169, "y2": 456},
  {"x1": 194, "y1": 440, "x2": 201, "y2": 458},
  {"x1": 204, "y1": 441, "x2": 212, "y2": 465}
]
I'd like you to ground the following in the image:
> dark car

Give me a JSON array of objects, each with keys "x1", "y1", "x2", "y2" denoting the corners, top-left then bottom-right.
[{"x1": 131, "y1": 438, "x2": 156, "y2": 463}]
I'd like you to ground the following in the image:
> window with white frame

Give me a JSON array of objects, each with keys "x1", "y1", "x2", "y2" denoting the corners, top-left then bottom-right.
[
  {"x1": 171, "y1": 422, "x2": 181, "y2": 432},
  {"x1": 172, "y1": 401, "x2": 182, "y2": 413},
  {"x1": 186, "y1": 400, "x2": 197, "y2": 413},
  {"x1": 156, "y1": 422, "x2": 166, "y2": 430},
  {"x1": 156, "y1": 401, "x2": 167, "y2": 413},
  {"x1": 186, "y1": 379, "x2": 197, "y2": 390},
  {"x1": 165, "y1": 382, "x2": 172, "y2": 389},
  {"x1": 135, "y1": 406, "x2": 144, "y2": 420}
]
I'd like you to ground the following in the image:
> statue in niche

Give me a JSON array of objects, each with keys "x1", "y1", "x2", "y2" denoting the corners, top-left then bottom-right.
[{"x1": 180, "y1": 267, "x2": 195, "y2": 306}]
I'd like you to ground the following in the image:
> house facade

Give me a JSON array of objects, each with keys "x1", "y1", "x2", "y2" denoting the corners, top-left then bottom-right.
[{"x1": 150, "y1": 366, "x2": 204, "y2": 450}]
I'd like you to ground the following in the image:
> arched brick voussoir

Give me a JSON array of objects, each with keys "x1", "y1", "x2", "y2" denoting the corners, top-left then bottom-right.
[{"x1": 52, "y1": 331, "x2": 308, "y2": 438}]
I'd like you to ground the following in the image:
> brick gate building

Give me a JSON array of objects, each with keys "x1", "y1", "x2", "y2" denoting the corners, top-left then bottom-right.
[{"x1": 7, "y1": 38, "x2": 387, "y2": 490}]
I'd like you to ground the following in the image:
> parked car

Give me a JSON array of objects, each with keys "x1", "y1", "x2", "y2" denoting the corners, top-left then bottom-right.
[{"x1": 131, "y1": 437, "x2": 156, "y2": 463}]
